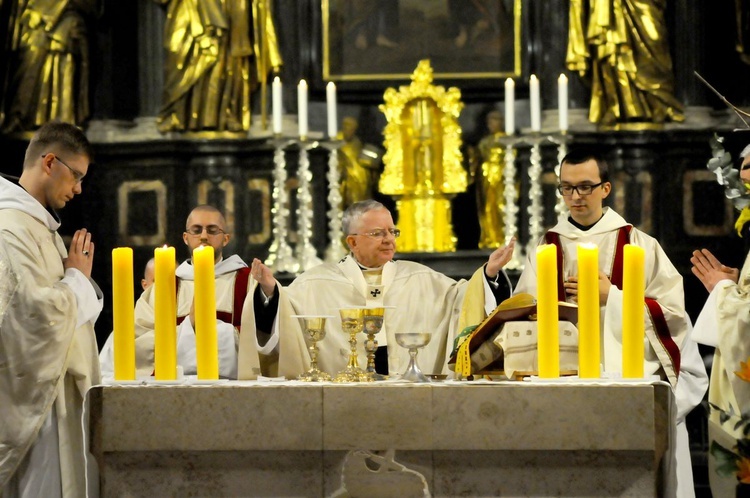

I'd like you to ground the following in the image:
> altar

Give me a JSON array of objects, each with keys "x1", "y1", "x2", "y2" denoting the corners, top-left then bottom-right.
[{"x1": 89, "y1": 381, "x2": 674, "y2": 497}]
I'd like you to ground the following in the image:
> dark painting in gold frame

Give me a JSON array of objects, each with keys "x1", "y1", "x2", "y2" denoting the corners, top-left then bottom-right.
[{"x1": 322, "y1": 0, "x2": 522, "y2": 82}]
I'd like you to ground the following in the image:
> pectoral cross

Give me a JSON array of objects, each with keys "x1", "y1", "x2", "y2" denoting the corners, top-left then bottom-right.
[{"x1": 370, "y1": 288, "x2": 381, "y2": 298}]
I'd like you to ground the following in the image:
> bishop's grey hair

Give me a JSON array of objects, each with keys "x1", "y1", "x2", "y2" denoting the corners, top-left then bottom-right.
[
  {"x1": 741, "y1": 144, "x2": 750, "y2": 159},
  {"x1": 342, "y1": 200, "x2": 386, "y2": 235}
]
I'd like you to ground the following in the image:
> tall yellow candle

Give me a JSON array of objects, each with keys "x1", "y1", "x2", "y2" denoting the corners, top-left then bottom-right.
[
  {"x1": 536, "y1": 244, "x2": 559, "y2": 378},
  {"x1": 193, "y1": 245, "x2": 218, "y2": 379},
  {"x1": 154, "y1": 246, "x2": 177, "y2": 380},
  {"x1": 622, "y1": 244, "x2": 646, "y2": 378},
  {"x1": 577, "y1": 243, "x2": 600, "y2": 378},
  {"x1": 112, "y1": 247, "x2": 135, "y2": 380}
]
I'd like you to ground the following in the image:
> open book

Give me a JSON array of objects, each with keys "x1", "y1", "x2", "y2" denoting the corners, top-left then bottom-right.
[{"x1": 449, "y1": 293, "x2": 578, "y2": 367}]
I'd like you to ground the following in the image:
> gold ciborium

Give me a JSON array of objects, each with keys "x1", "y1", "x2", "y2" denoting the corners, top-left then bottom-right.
[
  {"x1": 292, "y1": 315, "x2": 334, "y2": 382},
  {"x1": 394, "y1": 333, "x2": 432, "y2": 383},
  {"x1": 334, "y1": 307, "x2": 367, "y2": 382}
]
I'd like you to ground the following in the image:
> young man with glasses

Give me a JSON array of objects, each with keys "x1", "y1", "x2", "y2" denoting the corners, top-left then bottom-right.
[
  {"x1": 0, "y1": 122, "x2": 103, "y2": 497},
  {"x1": 513, "y1": 149, "x2": 707, "y2": 498},
  {"x1": 100, "y1": 205, "x2": 269, "y2": 379},
  {"x1": 238, "y1": 199, "x2": 516, "y2": 379}
]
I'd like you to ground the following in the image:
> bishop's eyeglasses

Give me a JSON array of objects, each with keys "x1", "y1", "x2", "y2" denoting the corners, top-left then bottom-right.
[
  {"x1": 350, "y1": 228, "x2": 401, "y2": 239},
  {"x1": 557, "y1": 182, "x2": 604, "y2": 197}
]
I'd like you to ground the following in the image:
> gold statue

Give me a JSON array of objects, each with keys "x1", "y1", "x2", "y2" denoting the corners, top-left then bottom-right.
[
  {"x1": 1, "y1": 0, "x2": 98, "y2": 133},
  {"x1": 566, "y1": 0, "x2": 684, "y2": 130},
  {"x1": 471, "y1": 110, "x2": 505, "y2": 249},
  {"x1": 156, "y1": 0, "x2": 282, "y2": 134},
  {"x1": 379, "y1": 60, "x2": 467, "y2": 252},
  {"x1": 338, "y1": 116, "x2": 380, "y2": 210}
]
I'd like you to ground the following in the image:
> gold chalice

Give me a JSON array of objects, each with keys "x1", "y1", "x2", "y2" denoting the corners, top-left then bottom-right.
[
  {"x1": 334, "y1": 307, "x2": 367, "y2": 382},
  {"x1": 292, "y1": 315, "x2": 334, "y2": 382},
  {"x1": 394, "y1": 333, "x2": 432, "y2": 383},
  {"x1": 361, "y1": 307, "x2": 387, "y2": 381}
]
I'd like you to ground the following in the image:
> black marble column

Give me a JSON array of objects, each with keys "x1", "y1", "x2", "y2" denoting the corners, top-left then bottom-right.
[{"x1": 137, "y1": 0, "x2": 165, "y2": 117}]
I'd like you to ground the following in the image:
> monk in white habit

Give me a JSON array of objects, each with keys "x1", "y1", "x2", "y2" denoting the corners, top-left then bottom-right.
[
  {"x1": 0, "y1": 122, "x2": 103, "y2": 497},
  {"x1": 691, "y1": 144, "x2": 750, "y2": 497},
  {"x1": 463, "y1": 150, "x2": 707, "y2": 498},
  {"x1": 238, "y1": 199, "x2": 515, "y2": 379},
  {"x1": 100, "y1": 205, "x2": 272, "y2": 379}
]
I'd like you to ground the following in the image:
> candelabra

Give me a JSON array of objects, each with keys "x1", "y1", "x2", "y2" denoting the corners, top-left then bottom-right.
[
  {"x1": 265, "y1": 136, "x2": 299, "y2": 274},
  {"x1": 547, "y1": 132, "x2": 570, "y2": 219},
  {"x1": 525, "y1": 135, "x2": 545, "y2": 260},
  {"x1": 295, "y1": 140, "x2": 323, "y2": 272},
  {"x1": 497, "y1": 135, "x2": 524, "y2": 270},
  {"x1": 320, "y1": 140, "x2": 347, "y2": 263}
]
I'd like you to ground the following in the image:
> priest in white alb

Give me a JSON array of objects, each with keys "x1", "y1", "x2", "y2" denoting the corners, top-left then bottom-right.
[
  {"x1": 238, "y1": 199, "x2": 515, "y2": 379},
  {"x1": 691, "y1": 143, "x2": 750, "y2": 497},
  {"x1": 0, "y1": 123, "x2": 103, "y2": 497},
  {"x1": 100, "y1": 205, "x2": 272, "y2": 379}
]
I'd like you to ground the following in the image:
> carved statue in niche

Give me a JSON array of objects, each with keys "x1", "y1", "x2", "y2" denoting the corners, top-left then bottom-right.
[
  {"x1": 379, "y1": 60, "x2": 467, "y2": 252},
  {"x1": 156, "y1": 0, "x2": 282, "y2": 134},
  {"x1": 1, "y1": 0, "x2": 99, "y2": 133},
  {"x1": 470, "y1": 110, "x2": 505, "y2": 249},
  {"x1": 337, "y1": 116, "x2": 381, "y2": 210},
  {"x1": 566, "y1": 0, "x2": 684, "y2": 130}
]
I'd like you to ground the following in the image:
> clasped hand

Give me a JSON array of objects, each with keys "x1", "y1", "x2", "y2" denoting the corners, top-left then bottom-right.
[
  {"x1": 690, "y1": 248, "x2": 738, "y2": 292},
  {"x1": 563, "y1": 271, "x2": 611, "y2": 304}
]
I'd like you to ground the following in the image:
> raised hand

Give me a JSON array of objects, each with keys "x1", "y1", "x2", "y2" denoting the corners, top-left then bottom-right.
[
  {"x1": 251, "y1": 258, "x2": 276, "y2": 297},
  {"x1": 485, "y1": 237, "x2": 516, "y2": 278}
]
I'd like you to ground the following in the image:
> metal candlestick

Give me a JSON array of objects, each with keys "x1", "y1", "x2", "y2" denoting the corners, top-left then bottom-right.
[
  {"x1": 525, "y1": 136, "x2": 545, "y2": 259},
  {"x1": 265, "y1": 136, "x2": 299, "y2": 274},
  {"x1": 497, "y1": 135, "x2": 524, "y2": 270},
  {"x1": 320, "y1": 139, "x2": 347, "y2": 263},
  {"x1": 295, "y1": 140, "x2": 323, "y2": 272}
]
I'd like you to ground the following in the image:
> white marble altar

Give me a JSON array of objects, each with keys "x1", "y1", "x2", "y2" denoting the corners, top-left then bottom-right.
[{"x1": 89, "y1": 381, "x2": 673, "y2": 497}]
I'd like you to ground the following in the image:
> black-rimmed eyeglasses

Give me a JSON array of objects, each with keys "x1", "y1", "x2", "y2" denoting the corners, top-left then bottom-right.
[{"x1": 557, "y1": 182, "x2": 604, "y2": 197}]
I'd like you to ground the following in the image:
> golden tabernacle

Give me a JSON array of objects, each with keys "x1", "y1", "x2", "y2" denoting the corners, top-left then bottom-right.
[{"x1": 379, "y1": 60, "x2": 467, "y2": 252}]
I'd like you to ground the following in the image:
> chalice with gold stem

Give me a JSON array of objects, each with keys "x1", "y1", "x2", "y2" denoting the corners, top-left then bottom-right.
[
  {"x1": 334, "y1": 307, "x2": 367, "y2": 382},
  {"x1": 361, "y1": 307, "x2": 390, "y2": 381},
  {"x1": 292, "y1": 315, "x2": 333, "y2": 381}
]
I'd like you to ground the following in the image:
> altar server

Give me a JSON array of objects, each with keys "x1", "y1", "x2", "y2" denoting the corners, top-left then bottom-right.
[{"x1": 479, "y1": 149, "x2": 706, "y2": 498}]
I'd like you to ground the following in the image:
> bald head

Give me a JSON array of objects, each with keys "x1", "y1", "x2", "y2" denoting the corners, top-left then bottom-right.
[{"x1": 186, "y1": 205, "x2": 226, "y2": 230}]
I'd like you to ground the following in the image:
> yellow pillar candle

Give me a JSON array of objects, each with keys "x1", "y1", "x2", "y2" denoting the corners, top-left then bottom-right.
[
  {"x1": 577, "y1": 243, "x2": 600, "y2": 378},
  {"x1": 193, "y1": 245, "x2": 219, "y2": 379},
  {"x1": 622, "y1": 244, "x2": 646, "y2": 378},
  {"x1": 112, "y1": 247, "x2": 135, "y2": 380},
  {"x1": 536, "y1": 244, "x2": 559, "y2": 378},
  {"x1": 154, "y1": 246, "x2": 177, "y2": 380}
]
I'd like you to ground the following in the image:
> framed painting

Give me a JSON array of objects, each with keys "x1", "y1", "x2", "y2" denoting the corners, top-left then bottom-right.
[{"x1": 322, "y1": 0, "x2": 522, "y2": 83}]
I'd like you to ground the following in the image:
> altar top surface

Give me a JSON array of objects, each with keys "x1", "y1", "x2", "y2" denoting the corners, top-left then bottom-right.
[{"x1": 90, "y1": 381, "x2": 672, "y2": 455}]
